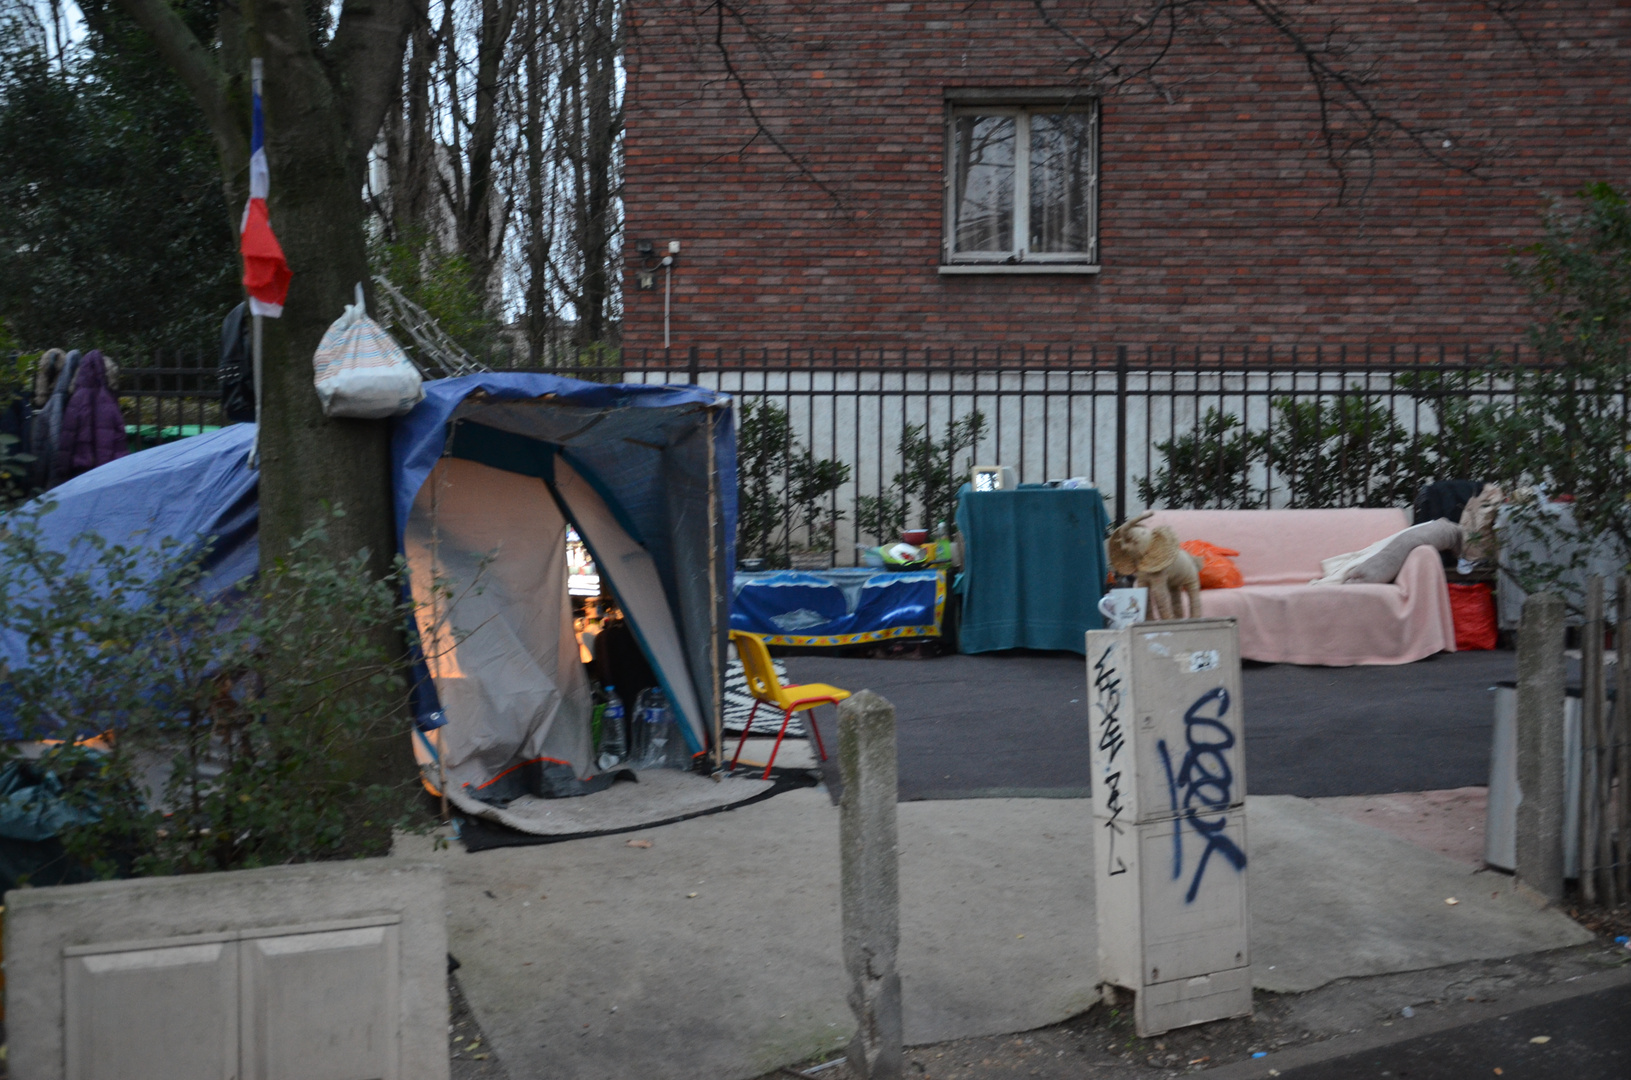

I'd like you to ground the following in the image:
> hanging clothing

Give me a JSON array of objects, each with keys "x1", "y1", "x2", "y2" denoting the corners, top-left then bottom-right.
[
  {"x1": 55, "y1": 350, "x2": 127, "y2": 481},
  {"x1": 33, "y1": 350, "x2": 79, "y2": 488},
  {"x1": 32, "y1": 349, "x2": 66, "y2": 409},
  {"x1": 219, "y1": 302, "x2": 257, "y2": 422}
]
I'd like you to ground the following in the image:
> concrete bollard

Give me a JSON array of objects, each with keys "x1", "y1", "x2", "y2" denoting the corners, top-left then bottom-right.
[
  {"x1": 839, "y1": 690, "x2": 902, "y2": 1080},
  {"x1": 1514, "y1": 592, "x2": 1567, "y2": 903}
]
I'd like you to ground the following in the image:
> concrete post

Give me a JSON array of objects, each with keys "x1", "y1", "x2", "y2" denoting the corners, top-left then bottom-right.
[
  {"x1": 1515, "y1": 592, "x2": 1567, "y2": 903},
  {"x1": 839, "y1": 690, "x2": 902, "y2": 1080}
]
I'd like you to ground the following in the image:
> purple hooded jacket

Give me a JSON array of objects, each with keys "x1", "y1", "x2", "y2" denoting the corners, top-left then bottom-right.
[{"x1": 55, "y1": 351, "x2": 128, "y2": 480}]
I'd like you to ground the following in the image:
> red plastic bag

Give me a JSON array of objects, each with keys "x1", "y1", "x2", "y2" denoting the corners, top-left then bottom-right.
[
  {"x1": 1448, "y1": 583, "x2": 1497, "y2": 651},
  {"x1": 1181, "y1": 539, "x2": 1244, "y2": 589}
]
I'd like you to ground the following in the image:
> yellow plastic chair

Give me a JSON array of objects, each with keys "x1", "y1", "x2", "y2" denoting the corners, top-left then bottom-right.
[{"x1": 729, "y1": 630, "x2": 850, "y2": 778}]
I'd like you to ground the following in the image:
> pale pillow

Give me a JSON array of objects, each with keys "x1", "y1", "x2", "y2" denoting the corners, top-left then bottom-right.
[{"x1": 1344, "y1": 518, "x2": 1462, "y2": 584}]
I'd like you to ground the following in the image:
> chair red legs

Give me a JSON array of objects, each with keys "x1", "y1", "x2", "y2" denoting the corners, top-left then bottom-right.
[
  {"x1": 730, "y1": 700, "x2": 761, "y2": 773},
  {"x1": 808, "y1": 708, "x2": 828, "y2": 761},
  {"x1": 732, "y1": 698, "x2": 833, "y2": 779},
  {"x1": 763, "y1": 707, "x2": 797, "y2": 779}
]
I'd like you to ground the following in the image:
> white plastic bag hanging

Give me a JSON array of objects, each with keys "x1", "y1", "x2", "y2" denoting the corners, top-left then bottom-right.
[{"x1": 311, "y1": 283, "x2": 424, "y2": 419}]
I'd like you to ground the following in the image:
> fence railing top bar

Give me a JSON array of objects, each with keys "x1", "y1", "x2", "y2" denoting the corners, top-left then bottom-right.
[{"x1": 597, "y1": 353, "x2": 1553, "y2": 378}]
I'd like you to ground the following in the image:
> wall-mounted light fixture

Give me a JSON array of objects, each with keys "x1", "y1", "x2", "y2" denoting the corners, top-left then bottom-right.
[
  {"x1": 634, "y1": 239, "x2": 682, "y2": 348},
  {"x1": 635, "y1": 239, "x2": 657, "y2": 291},
  {"x1": 661, "y1": 241, "x2": 680, "y2": 350}
]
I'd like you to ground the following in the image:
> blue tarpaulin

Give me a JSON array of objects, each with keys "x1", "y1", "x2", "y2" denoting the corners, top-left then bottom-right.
[
  {"x1": 0, "y1": 424, "x2": 260, "y2": 675},
  {"x1": 0, "y1": 424, "x2": 258, "y2": 738},
  {"x1": 731, "y1": 568, "x2": 945, "y2": 646}
]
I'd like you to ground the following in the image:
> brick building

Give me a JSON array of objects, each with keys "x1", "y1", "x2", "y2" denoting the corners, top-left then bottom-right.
[{"x1": 621, "y1": 1, "x2": 1631, "y2": 356}]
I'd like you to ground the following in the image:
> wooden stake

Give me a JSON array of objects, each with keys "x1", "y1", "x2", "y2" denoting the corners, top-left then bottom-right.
[
  {"x1": 707, "y1": 407, "x2": 724, "y2": 777},
  {"x1": 1592, "y1": 578, "x2": 1617, "y2": 906},
  {"x1": 1581, "y1": 577, "x2": 1602, "y2": 904},
  {"x1": 1619, "y1": 577, "x2": 1631, "y2": 902},
  {"x1": 432, "y1": 460, "x2": 449, "y2": 823}
]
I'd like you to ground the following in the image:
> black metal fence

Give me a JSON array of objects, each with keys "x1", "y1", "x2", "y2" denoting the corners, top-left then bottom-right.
[
  {"x1": 600, "y1": 344, "x2": 1534, "y2": 563},
  {"x1": 14, "y1": 344, "x2": 1539, "y2": 562},
  {"x1": 116, "y1": 352, "x2": 222, "y2": 452}
]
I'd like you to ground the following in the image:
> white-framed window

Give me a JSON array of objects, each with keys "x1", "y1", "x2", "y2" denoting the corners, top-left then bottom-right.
[{"x1": 942, "y1": 99, "x2": 1099, "y2": 272}]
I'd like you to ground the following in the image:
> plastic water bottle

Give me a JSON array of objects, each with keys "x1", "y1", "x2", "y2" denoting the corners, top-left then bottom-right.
[
  {"x1": 596, "y1": 686, "x2": 626, "y2": 772},
  {"x1": 634, "y1": 687, "x2": 676, "y2": 769}
]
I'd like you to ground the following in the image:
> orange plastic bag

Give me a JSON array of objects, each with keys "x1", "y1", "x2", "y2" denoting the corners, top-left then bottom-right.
[
  {"x1": 1180, "y1": 539, "x2": 1244, "y2": 590},
  {"x1": 1447, "y1": 583, "x2": 1497, "y2": 650}
]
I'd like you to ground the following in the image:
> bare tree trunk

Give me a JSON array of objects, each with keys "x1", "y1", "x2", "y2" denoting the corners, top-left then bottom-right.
[
  {"x1": 522, "y1": 0, "x2": 554, "y2": 360},
  {"x1": 112, "y1": 0, "x2": 421, "y2": 821},
  {"x1": 575, "y1": 0, "x2": 620, "y2": 347},
  {"x1": 115, "y1": 0, "x2": 412, "y2": 573},
  {"x1": 461, "y1": 0, "x2": 524, "y2": 293},
  {"x1": 385, "y1": 14, "x2": 437, "y2": 241}
]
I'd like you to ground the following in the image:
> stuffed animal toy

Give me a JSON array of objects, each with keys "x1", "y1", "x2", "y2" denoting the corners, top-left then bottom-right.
[{"x1": 1106, "y1": 511, "x2": 1204, "y2": 620}]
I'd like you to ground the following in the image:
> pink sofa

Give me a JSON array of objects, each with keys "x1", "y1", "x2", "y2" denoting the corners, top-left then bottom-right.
[{"x1": 1143, "y1": 508, "x2": 1456, "y2": 666}]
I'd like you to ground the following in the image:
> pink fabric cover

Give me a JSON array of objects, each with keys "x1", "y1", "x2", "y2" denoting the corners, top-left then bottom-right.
[{"x1": 1143, "y1": 508, "x2": 1456, "y2": 666}]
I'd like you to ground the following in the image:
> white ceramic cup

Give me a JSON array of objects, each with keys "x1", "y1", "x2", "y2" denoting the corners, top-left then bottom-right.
[{"x1": 1097, "y1": 587, "x2": 1148, "y2": 629}]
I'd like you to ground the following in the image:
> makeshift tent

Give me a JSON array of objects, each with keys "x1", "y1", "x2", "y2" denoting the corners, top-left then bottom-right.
[
  {"x1": 0, "y1": 374, "x2": 738, "y2": 813},
  {"x1": 393, "y1": 373, "x2": 736, "y2": 800}
]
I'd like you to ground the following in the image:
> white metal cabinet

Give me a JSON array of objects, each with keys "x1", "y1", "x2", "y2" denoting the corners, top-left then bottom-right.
[
  {"x1": 1087, "y1": 618, "x2": 1252, "y2": 1036},
  {"x1": 1484, "y1": 685, "x2": 1584, "y2": 876}
]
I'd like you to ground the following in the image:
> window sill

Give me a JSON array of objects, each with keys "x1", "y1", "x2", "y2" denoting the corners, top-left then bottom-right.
[{"x1": 938, "y1": 263, "x2": 1101, "y2": 276}]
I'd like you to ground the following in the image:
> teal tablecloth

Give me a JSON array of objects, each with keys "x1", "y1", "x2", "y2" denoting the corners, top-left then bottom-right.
[{"x1": 954, "y1": 484, "x2": 1110, "y2": 654}]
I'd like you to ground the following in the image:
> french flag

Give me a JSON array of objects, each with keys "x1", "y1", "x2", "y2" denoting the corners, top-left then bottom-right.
[{"x1": 240, "y1": 59, "x2": 291, "y2": 318}]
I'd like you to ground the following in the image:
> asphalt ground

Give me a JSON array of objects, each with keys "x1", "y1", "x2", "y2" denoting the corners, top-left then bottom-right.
[
  {"x1": 786, "y1": 648, "x2": 1516, "y2": 801},
  {"x1": 1258, "y1": 978, "x2": 1631, "y2": 1080}
]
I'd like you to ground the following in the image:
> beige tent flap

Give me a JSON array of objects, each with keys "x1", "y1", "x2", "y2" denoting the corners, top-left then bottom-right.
[{"x1": 404, "y1": 458, "x2": 592, "y2": 792}]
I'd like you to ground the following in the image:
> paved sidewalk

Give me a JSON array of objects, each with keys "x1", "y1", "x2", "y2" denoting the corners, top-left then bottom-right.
[{"x1": 400, "y1": 783, "x2": 1587, "y2": 1080}]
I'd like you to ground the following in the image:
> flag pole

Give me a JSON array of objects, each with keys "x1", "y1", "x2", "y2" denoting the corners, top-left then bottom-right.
[
  {"x1": 251, "y1": 306, "x2": 263, "y2": 469},
  {"x1": 248, "y1": 56, "x2": 265, "y2": 470}
]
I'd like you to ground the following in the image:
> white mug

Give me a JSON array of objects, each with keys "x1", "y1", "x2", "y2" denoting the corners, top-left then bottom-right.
[{"x1": 1098, "y1": 587, "x2": 1148, "y2": 630}]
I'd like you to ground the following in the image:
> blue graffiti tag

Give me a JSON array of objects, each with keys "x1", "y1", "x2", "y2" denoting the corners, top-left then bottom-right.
[{"x1": 1157, "y1": 686, "x2": 1247, "y2": 903}]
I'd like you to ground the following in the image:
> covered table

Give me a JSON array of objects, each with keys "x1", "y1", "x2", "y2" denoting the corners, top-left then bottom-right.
[
  {"x1": 731, "y1": 568, "x2": 947, "y2": 646},
  {"x1": 954, "y1": 484, "x2": 1110, "y2": 654}
]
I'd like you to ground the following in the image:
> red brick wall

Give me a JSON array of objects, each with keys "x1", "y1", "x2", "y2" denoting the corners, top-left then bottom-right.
[{"x1": 621, "y1": 1, "x2": 1631, "y2": 356}]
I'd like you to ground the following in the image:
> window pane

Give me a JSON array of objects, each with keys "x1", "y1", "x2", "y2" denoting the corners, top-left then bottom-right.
[
  {"x1": 1029, "y1": 112, "x2": 1094, "y2": 254},
  {"x1": 952, "y1": 115, "x2": 1015, "y2": 253}
]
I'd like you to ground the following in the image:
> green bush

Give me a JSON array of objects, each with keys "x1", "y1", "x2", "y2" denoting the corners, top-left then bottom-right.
[
  {"x1": 736, "y1": 399, "x2": 850, "y2": 566},
  {"x1": 1491, "y1": 182, "x2": 1631, "y2": 602},
  {"x1": 856, "y1": 412, "x2": 986, "y2": 543},
  {"x1": 1138, "y1": 408, "x2": 1267, "y2": 510},
  {"x1": 1138, "y1": 384, "x2": 1522, "y2": 512},
  {"x1": 1266, "y1": 391, "x2": 1430, "y2": 509},
  {"x1": 0, "y1": 507, "x2": 435, "y2": 878}
]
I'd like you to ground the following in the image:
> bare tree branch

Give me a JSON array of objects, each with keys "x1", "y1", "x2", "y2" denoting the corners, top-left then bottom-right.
[{"x1": 110, "y1": 0, "x2": 246, "y2": 174}]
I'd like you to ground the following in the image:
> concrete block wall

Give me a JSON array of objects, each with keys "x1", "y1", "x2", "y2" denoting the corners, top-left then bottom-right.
[{"x1": 622, "y1": 1, "x2": 1631, "y2": 353}]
